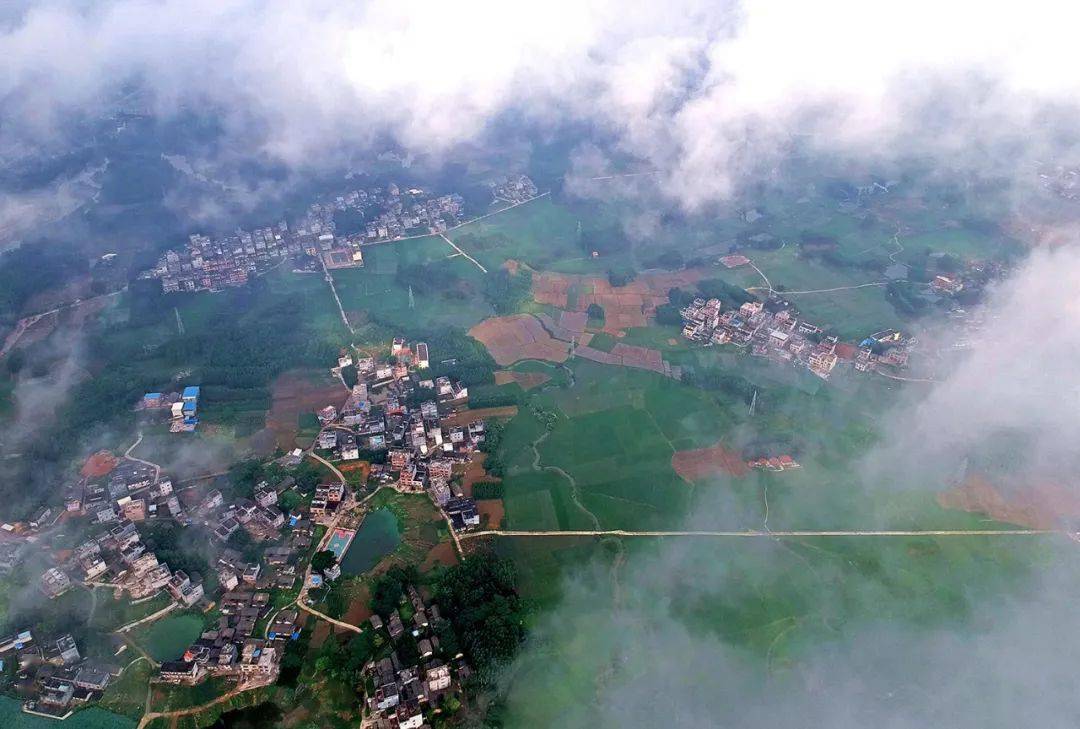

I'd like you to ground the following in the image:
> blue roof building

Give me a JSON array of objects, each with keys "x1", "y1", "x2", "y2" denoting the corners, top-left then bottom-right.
[
  {"x1": 182, "y1": 386, "x2": 200, "y2": 402},
  {"x1": 182, "y1": 401, "x2": 197, "y2": 415}
]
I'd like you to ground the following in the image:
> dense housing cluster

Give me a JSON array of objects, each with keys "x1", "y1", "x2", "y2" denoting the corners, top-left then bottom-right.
[
  {"x1": 322, "y1": 339, "x2": 484, "y2": 531},
  {"x1": 680, "y1": 297, "x2": 915, "y2": 379},
  {"x1": 144, "y1": 183, "x2": 468, "y2": 293},
  {"x1": 490, "y1": 174, "x2": 538, "y2": 205},
  {"x1": 364, "y1": 584, "x2": 471, "y2": 728}
]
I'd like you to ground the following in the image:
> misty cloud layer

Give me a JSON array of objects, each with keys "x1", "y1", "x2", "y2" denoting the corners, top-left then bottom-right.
[
  {"x1": 5, "y1": 0, "x2": 1080, "y2": 213},
  {"x1": 497, "y1": 244, "x2": 1080, "y2": 728}
]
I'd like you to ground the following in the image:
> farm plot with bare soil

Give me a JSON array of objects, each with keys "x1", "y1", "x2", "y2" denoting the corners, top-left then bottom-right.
[
  {"x1": 266, "y1": 370, "x2": 346, "y2": 450},
  {"x1": 468, "y1": 314, "x2": 570, "y2": 365},
  {"x1": 672, "y1": 442, "x2": 750, "y2": 481}
]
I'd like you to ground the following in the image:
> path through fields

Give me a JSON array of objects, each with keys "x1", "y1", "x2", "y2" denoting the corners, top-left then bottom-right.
[{"x1": 460, "y1": 528, "x2": 1061, "y2": 540}]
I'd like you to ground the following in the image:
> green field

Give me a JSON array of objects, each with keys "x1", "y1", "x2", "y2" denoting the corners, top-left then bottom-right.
[{"x1": 334, "y1": 237, "x2": 493, "y2": 331}]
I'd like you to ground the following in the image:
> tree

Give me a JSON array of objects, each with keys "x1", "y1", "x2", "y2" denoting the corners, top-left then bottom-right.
[
  {"x1": 434, "y1": 553, "x2": 526, "y2": 682},
  {"x1": 311, "y1": 550, "x2": 338, "y2": 575},
  {"x1": 606, "y1": 267, "x2": 636, "y2": 288},
  {"x1": 586, "y1": 303, "x2": 605, "y2": 323}
]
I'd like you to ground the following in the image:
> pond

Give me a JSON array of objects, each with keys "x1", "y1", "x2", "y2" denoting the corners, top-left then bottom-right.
[
  {"x1": 0, "y1": 696, "x2": 134, "y2": 729},
  {"x1": 339, "y1": 508, "x2": 401, "y2": 575},
  {"x1": 133, "y1": 612, "x2": 204, "y2": 662}
]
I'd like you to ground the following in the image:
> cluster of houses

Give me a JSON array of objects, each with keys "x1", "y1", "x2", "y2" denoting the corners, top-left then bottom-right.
[
  {"x1": 160, "y1": 591, "x2": 299, "y2": 688},
  {"x1": 137, "y1": 385, "x2": 200, "y2": 433},
  {"x1": 490, "y1": 174, "x2": 538, "y2": 205},
  {"x1": 312, "y1": 182, "x2": 466, "y2": 243},
  {"x1": 69, "y1": 460, "x2": 186, "y2": 531},
  {"x1": 680, "y1": 297, "x2": 915, "y2": 379},
  {"x1": 0, "y1": 630, "x2": 118, "y2": 719},
  {"x1": 144, "y1": 182, "x2": 467, "y2": 293},
  {"x1": 319, "y1": 340, "x2": 486, "y2": 531},
  {"x1": 365, "y1": 584, "x2": 471, "y2": 728},
  {"x1": 747, "y1": 455, "x2": 801, "y2": 472},
  {"x1": 60, "y1": 519, "x2": 185, "y2": 600}
]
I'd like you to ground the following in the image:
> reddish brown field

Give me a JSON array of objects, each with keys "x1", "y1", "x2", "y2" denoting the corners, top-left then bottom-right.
[
  {"x1": 477, "y1": 499, "x2": 505, "y2": 529},
  {"x1": 342, "y1": 585, "x2": 373, "y2": 625},
  {"x1": 421, "y1": 541, "x2": 459, "y2": 572},
  {"x1": 938, "y1": 473, "x2": 1080, "y2": 529},
  {"x1": 494, "y1": 370, "x2": 551, "y2": 390},
  {"x1": 81, "y1": 450, "x2": 119, "y2": 479},
  {"x1": 469, "y1": 314, "x2": 570, "y2": 365},
  {"x1": 528, "y1": 265, "x2": 705, "y2": 334},
  {"x1": 440, "y1": 406, "x2": 519, "y2": 429},
  {"x1": 672, "y1": 442, "x2": 749, "y2": 481},
  {"x1": 266, "y1": 370, "x2": 346, "y2": 450},
  {"x1": 456, "y1": 452, "x2": 502, "y2": 498}
]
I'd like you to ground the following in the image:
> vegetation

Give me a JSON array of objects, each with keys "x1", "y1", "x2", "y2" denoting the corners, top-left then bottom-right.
[
  {"x1": 472, "y1": 482, "x2": 504, "y2": 500},
  {"x1": 369, "y1": 565, "x2": 420, "y2": 619},
  {"x1": 585, "y1": 303, "x2": 605, "y2": 325},
  {"x1": 482, "y1": 268, "x2": 532, "y2": 315},
  {"x1": 434, "y1": 553, "x2": 526, "y2": 683},
  {"x1": 310, "y1": 549, "x2": 338, "y2": 575},
  {"x1": 696, "y1": 277, "x2": 754, "y2": 307}
]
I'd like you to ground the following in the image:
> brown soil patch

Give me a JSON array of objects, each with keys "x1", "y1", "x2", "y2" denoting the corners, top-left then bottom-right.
[
  {"x1": 526, "y1": 264, "x2": 705, "y2": 334},
  {"x1": 469, "y1": 314, "x2": 570, "y2": 365},
  {"x1": 938, "y1": 473, "x2": 1080, "y2": 529},
  {"x1": 477, "y1": 499, "x2": 505, "y2": 529},
  {"x1": 456, "y1": 452, "x2": 502, "y2": 498},
  {"x1": 338, "y1": 461, "x2": 370, "y2": 477},
  {"x1": 81, "y1": 450, "x2": 119, "y2": 479},
  {"x1": 440, "y1": 406, "x2": 518, "y2": 429},
  {"x1": 342, "y1": 585, "x2": 372, "y2": 625},
  {"x1": 672, "y1": 442, "x2": 749, "y2": 481},
  {"x1": 421, "y1": 541, "x2": 459, "y2": 572},
  {"x1": 309, "y1": 620, "x2": 332, "y2": 648},
  {"x1": 494, "y1": 370, "x2": 551, "y2": 390},
  {"x1": 266, "y1": 370, "x2": 346, "y2": 450}
]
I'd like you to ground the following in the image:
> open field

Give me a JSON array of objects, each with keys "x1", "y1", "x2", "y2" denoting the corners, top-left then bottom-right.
[
  {"x1": 495, "y1": 369, "x2": 551, "y2": 390},
  {"x1": 333, "y1": 237, "x2": 492, "y2": 331},
  {"x1": 672, "y1": 441, "x2": 750, "y2": 480},
  {"x1": 530, "y1": 266, "x2": 703, "y2": 333},
  {"x1": 265, "y1": 369, "x2": 344, "y2": 450},
  {"x1": 468, "y1": 314, "x2": 569, "y2": 365}
]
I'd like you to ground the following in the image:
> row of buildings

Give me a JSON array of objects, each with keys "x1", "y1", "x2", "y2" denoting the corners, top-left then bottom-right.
[
  {"x1": 680, "y1": 298, "x2": 915, "y2": 379},
  {"x1": 144, "y1": 182, "x2": 470, "y2": 294}
]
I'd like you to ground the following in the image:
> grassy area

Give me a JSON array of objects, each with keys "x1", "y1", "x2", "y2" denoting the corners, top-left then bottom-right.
[
  {"x1": 98, "y1": 658, "x2": 154, "y2": 720},
  {"x1": 333, "y1": 238, "x2": 493, "y2": 331}
]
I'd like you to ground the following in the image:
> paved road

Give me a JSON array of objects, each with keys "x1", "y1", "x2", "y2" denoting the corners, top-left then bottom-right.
[{"x1": 460, "y1": 528, "x2": 1061, "y2": 540}]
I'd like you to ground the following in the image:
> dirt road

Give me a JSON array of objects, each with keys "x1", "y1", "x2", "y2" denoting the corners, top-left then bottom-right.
[{"x1": 460, "y1": 528, "x2": 1061, "y2": 540}]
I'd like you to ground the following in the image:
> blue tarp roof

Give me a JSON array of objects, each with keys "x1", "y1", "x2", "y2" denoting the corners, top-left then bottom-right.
[
  {"x1": 144, "y1": 392, "x2": 163, "y2": 400},
  {"x1": 182, "y1": 401, "x2": 197, "y2": 413},
  {"x1": 182, "y1": 386, "x2": 200, "y2": 399}
]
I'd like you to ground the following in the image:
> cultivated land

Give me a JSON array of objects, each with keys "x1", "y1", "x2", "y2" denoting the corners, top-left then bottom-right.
[{"x1": 0, "y1": 164, "x2": 1054, "y2": 729}]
